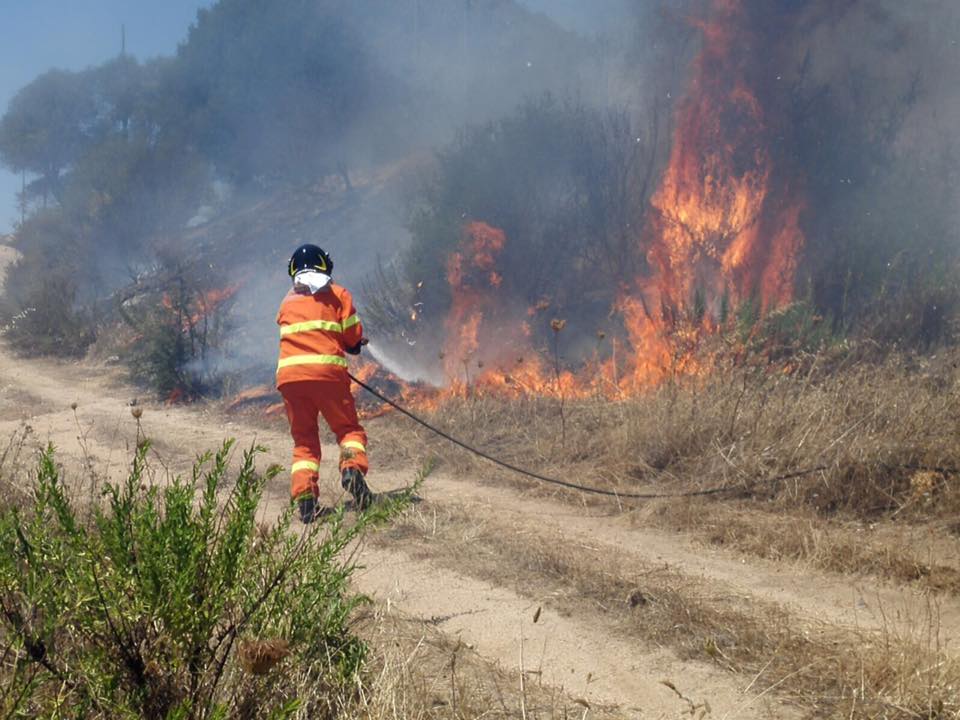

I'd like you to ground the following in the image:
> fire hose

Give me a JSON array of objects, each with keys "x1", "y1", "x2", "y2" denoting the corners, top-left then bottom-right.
[{"x1": 347, "y1": 372, "x2": 830, "y2": 501}]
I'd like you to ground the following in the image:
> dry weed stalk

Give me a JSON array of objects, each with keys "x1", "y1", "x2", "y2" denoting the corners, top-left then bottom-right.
[{"x1": 346, "y1": 608, "x2": 621, "y2": 719}]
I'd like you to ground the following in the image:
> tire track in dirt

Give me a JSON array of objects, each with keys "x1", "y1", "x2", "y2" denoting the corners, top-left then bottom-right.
[{"x1": 356, "y1": 547, "x2": 793, "y2": 718}]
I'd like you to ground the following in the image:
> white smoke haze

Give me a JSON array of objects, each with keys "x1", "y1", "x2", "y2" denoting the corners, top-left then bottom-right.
[
  {"x1": 174, "y1": 0, "x2": 656, "y2": 383},
  {"x1": 3, "y1": 0, "x2": 960, "y2": 389},
  {"x1": 518, "y1": 0, "x2": 636, "y2": 35}
]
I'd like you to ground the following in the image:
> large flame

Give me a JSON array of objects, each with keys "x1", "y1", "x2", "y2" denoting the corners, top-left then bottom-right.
[
  {"x1": 649, "y1": 0, "x2": 801, "y2": 315},
  {"x1": 442, "y1": 221, "x2": 508, "y2": 382},
  {"x1": 226, "y1": 0, "x2": 807, "y2": 415},
  {"x1": 617, "y1": 0, "x2": 804, "y2": 389}
]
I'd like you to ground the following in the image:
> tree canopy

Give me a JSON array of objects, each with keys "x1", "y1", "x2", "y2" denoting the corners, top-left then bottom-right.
[{"x1": 0, "y1": 69, "x2": 97, "y2": 203}]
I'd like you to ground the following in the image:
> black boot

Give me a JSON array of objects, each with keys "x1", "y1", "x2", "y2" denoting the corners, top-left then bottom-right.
[
  {"x1": 341, "y1": 468, "x2": 373, "y2": 511},
  {"x1": 297, "y1": 495, "x2": 317, "y2": 524}
]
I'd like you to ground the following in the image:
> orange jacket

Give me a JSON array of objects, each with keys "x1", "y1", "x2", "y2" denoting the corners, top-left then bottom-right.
[{"x1": 275, "y1": 283, "x2": 363, "y2": 387}]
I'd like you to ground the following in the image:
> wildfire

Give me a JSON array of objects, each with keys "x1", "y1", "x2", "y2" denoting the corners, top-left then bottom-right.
[
  {"x1": 618, "y1": 0, "x2": 804, "y2": 389},
  {"x1": 223, "y1": 0, "x2": 806, "y2": 415},
  {"x1": 162, "y1": 284, "x2": 240, "y2": 331},
  {"x1": 442, "y1": 221, "x2": 507, "y2": 382},
  {"x1": 406, "y1": 0, "x2": 801, "y2": 403}
]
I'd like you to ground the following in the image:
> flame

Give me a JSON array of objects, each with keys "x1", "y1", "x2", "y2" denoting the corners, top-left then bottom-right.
[
  {"x1": 650, "y1": 0, "x2": 802, "y2": 313},
  {"x1": 441, "y1": 222, "x2": 509, "y2": 382},
  {"x1": 619, "y1": 0, "x2": 804, "y2": 388},
  {"x1": 162, "y1": 284, "x2": 240, "y2": 330},
  {"x1": 221, "y1": 0, "x2": 807, "y2": 414}
]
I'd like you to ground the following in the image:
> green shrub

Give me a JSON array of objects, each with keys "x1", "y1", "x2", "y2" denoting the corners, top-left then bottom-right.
[
  {"x1": 0, "y1": 211, "x2": 98, "y2": 358},
  {"x1": 748, "y1": 301, "x2": 834, "y2": 359},
  {"x1": 4, "y1": 277, "x2": 96, "y2": 358},
  {"x1": 0, "y1": 440, "x2": 407, "y2": 719},
  {"x1": 1, "y1": 263, "x2": 96, "y2": 358}
]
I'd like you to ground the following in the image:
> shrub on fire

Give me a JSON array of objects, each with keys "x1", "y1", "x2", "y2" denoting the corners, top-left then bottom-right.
[
  {"x1": 120, "y1": 259, "x2": 236, "y2": 401},
  {"x1": 389, "y1": 96, "x2": 655, "y2": 381}
]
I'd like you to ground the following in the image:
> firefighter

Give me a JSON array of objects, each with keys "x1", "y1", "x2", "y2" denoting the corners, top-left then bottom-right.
[{"x1": 276, "y1": 243, "x2": 372, "y2": 522}]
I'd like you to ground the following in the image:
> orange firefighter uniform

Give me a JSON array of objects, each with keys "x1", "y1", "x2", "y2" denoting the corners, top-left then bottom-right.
[{"x1": 276, "y1": 283, "x2": 368, "y2": 501}]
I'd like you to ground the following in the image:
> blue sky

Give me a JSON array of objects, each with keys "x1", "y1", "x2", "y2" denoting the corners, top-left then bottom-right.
[{"x1": 0, "y1": 0, "x2": 213, "y2": 233}]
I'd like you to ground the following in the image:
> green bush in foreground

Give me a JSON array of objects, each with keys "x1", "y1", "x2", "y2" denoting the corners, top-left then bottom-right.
[{"x1": 0, "y1": 441, "x2": 407, "y2": 719}]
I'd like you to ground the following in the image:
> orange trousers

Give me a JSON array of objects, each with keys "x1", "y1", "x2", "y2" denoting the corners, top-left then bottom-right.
[{"x1": 280, "y1": 379, "x2": 369, "y2": 501}]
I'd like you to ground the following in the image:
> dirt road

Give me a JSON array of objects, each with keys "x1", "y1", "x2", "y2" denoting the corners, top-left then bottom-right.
[
  {"x1": 0, "y1": 350, "x2": 772, "y2": 715},
  {"x1": 1, "y1": 249, "x2": 957, "y2": 717},
  {"x1": 4, "y1": 353, "x2": 959, "y2": 716}
]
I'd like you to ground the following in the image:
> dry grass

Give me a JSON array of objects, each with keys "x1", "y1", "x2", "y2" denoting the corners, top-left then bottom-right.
[
  {"x1": 336, "y1": 608, "x2": 622, "y2": 720},
  {"x1": 0, "y1": 426, "x2": 33, "y2": 507},
  {"x1": 639, "y1": 499, "x2": 960, "y2": 593},
  {"x1": 373, "y1": 500, "x2": 960, "y2": 719},
  {"x1": 371, "y1": 349, "x2": 960, "y2": 589}
]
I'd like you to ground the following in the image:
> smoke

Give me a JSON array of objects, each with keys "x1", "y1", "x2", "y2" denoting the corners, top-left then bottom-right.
[
  {"x1": 800, "y1": 1, "x2": 960, "y2": 148},
  {"x1": 517, "y1": 0, "x2": 637, "y2": 35},
  {"x1": 6, "y1": 0, "x2": 960, "y2": 388},
  {"x1": 193, "y1": 0, "x2": 651, "y2": 381}
]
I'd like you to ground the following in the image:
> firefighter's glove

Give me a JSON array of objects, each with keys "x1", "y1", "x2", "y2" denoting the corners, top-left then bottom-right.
[{"x1": 345, "y1": 337, "x2": 369, "y2": 356}]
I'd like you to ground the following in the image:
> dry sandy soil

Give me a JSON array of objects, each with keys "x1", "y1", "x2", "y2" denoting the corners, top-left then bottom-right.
[{"x1": 1, "y1": 246, "x2": 958, "y2": 718}]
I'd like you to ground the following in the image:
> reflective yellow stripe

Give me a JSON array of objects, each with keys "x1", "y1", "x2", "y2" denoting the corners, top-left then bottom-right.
[
  {"x1": 291, "y1": 460, "x2": 320, "y2": 474},
  {"x1": 342, "y1": 314, "x2": 360, "y2": 330},
  {"x1": 277, "y1": 354, "x2": 348, "y2": 370},
  {"x1": 341, "y1": 440, "x2": 366, "y2": 453},
  {"x1": 280, "y1": 319, "x2": 342, "y2": 336}
]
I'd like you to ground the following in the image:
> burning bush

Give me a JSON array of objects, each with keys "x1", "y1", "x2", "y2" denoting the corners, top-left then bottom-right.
[
  {"x1": 358, "y1": 96, "x2": 664, "y2": 398},
  {"x1": 120, "y1": 258, "x2": 236, "y2": 401},
  {"x1": 399, "y1": 96, "x2": 655, "y2": 366}
]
